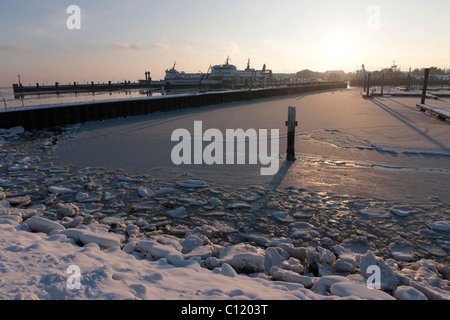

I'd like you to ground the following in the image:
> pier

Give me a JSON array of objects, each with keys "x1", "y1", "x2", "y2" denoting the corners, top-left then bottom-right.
[
  {"x1": 416, "y1": 103, "x2": 450, "y2": 121},
  {"x1": 12, "y1": 81, "x2": 161, "y2": 96},
  {"x1": 0, "y1": 82, "x2": 346, "y2": 131}
]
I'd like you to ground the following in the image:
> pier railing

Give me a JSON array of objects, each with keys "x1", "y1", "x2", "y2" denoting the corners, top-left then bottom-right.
[{"x1": 0, "y1": 82, "x2": 346, "y2": 131}]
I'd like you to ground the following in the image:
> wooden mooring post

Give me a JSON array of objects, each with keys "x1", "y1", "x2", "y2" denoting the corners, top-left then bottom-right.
[
  {"x1": 363, "y1": 74, "x2": 367, "y2": 93},
  {"x1": 421, "y1": 68, "x2": 431, "y2": 105},
  {"x1": 366, "y1": 73, "x2": 371, "y2": 98},
  {"x1": 286, "y1": 106, "x2": 298, "y2": 161}
]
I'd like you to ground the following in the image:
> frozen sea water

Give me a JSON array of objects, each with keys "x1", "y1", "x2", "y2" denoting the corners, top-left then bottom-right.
[{"x1": 54, "y1": 88, "x2": 450, "y2": 204}]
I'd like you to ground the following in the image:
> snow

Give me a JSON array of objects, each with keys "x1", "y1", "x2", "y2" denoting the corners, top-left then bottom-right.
[
  {"x1": 417, "y1": 103, "x2": 450, "y2": 120},
  {"x1": 288, "y1": 222, "x2": 320, "y2": 238},
  {"x1": 330, "y1": 282, "x2": 396, "y2": 300},
  {"x1": 388, "y1": 239, "x2": 416, "y2": 262},
  {"x1": 394, "y1": 286, "x2": 428, "y2": 300},
  {"x1": 390, "y1": 205, "x2": 418, "y2": 217},
  {"x1": 271, "y1": 211, "x2": 294, "y2": 223},
  {"x1": 171, "y1": 207, "x2": 189, "y2": 219},
  {"x1": 25, "y1": 216, "x2": 65, "y2": 234},
  {"x1": 48, "y1": 185, "x2": 77, "y2": 195},
  {"x1": 429, "y1": 221, "x2": 450, "y2": 232},
  {"x1": 58, "y1": 226, "x2": 123, "y2": 249},
  {"x1": 1, "y1": 89, "x2": 449, "y2": 301},
  {"x1": 0, "y1": 224, "x2": 315, "y2": 300},
  {"x1": 137, "y1": 186, "x2": 151, "y2": 198},
  {"x1": 358, "y1": 208, "x2": 392, "y2": 219}
]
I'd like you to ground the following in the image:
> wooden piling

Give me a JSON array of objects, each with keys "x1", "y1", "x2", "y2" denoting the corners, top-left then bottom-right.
[
  {"x1": 286, "y1": 106, "x2": 298, "y2": 161},
  {"x1": 366, "y1": 73, "x2": 371, "y2": 98},
  {"x1": 421, "y1": 68, "x2": 431, "y2": 105}
]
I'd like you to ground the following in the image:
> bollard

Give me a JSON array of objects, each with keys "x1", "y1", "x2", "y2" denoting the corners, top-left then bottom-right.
[
  {"x1": 286, "y1": 106, "x2": 298, "y2": 161},
  {"x1": 363, "y1": 74, "x2": 367, "y2": 93},
  {"x1": 421, "y1": 68, "x2": 431, "y2": 105},
  {"x1": 366, "y1": 73, "x2": 371, "y2": 98}
]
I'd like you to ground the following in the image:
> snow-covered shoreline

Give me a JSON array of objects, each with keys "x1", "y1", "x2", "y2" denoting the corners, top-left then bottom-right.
[{"x1": 0, "y1": 126, "x2": 449, "y2": 300}]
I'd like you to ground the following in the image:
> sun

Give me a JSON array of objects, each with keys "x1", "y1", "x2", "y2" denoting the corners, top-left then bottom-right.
[{"x1": 321, "y1": 34, "x2": 356, "y2": 70}]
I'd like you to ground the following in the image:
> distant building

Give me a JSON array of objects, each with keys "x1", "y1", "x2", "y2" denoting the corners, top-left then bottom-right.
[
  {"x1": 325, "y1": 70, "x2": 345, "y2": 81},
  {"x1": 436, "y1": 74, "x2": 450, "y2": 81}
]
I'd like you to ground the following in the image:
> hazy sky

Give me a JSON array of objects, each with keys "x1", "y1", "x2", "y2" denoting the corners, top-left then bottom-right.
[{"x1": 1, "y1": 0, "x2": 449, "y2": 86}]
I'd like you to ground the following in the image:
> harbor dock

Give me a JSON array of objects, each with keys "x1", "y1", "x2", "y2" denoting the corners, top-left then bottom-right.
[{"x1": 1, "y1": 82, "x2": 347, "y2": 131}]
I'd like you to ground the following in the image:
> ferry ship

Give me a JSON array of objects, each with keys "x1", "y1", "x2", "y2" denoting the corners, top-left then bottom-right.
[
  {"x1": 162, "y1": 58, "x2": 273, "y2": 89},
  {"x1": 163, "y1": 62, "x2": 209, "y2": 86},
  {"x1": 209, "y1": 57, "x2": 272, "y2": 88}
]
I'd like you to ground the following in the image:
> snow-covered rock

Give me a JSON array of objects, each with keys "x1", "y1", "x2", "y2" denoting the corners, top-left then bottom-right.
[
  {"x1": 227, "y1": 253, "x2": 265, "y2": 274},
  {"x1": 48, "y1": 186, "x2": 77, "y2": 195},
  {"x1": 264, "y1": 247, "x2": 286, "y2": 272},
  {"x1": 156, "y1": 188, "x2": 174, "y2": 195},
  {"x1": 137, "y1": 187, "x2": 151, "y2": 197},
  {"x1": 311, "y1": 275, "x2": 351, "y2": 295},
  {"x1": 270, "y1": 266, "x2": 314, "y2": 288},
  {"x1": 218, "y1": 244, "x2": 265, "y2": 274},
  {"x1": 56, "y1": 203, "x2": 79, "y2": 217},
  {"x1": 242, "y1": 191, "x2": 261, "y2": 202},
  {"x1": 7, "y1": 196, "x2": 31, "y2": 208},
  {"x1": 57, "y1": 226, "x2": 122, "y2": 249},
  {"x1": 25, "y1": 216, "x2": 65, "y2": 234},
  {"x1": 293, "y1": 210, "x2": 315, "y2": 218},
  {"x1": 358, "y1": 208, "x2": 392, "y2": 219},
  {"x1": 226, "y1": 203, "x2": 253, "y2": 210},
  {"x1": 171, "y1": 207, "x2": 189, "y2": 219},
  {"x1": 410, "y1": 281, "x2": 450, "y2": 300},
  {"x1": 288, "y1": 222, "x2": 320, "y2": 238},
  {"x1": 0, "y1": 205, "x2": 39, "y2": 220},
  {"x1": 126, "y1": 224, "x2": 140, "y2": 237},
  {"x1": 390, "y1": 206, "x2": 418, "y2": 217},
  {"x1": 271, "y1": 211, "x2": 294, "y2": 223},
  {"x1": 330, "y1": 282, "x2": 396, "y2": 300},
  {"x1": 213, "y1": 263, "x2": 238, "y2": 277},
  {"x1": 75, "y1": 192, "x2": 89, "y2": 202},
  {"x1": 181, "y1": 234, "x2": 204, "y2": 254},
  {"x1": 389, "y1": 239, "x2": 415, "y2": 262},
  {"x1": 428, "y1": 221, "x2": 450, "y2": 232},
  {"x1": 394, "y1": 286, "x2": 427, "y2": 300},
  {"x1": 281, "y1": 257, "x2": 304, "y2": 274},
  {"x1": 136, "y1": 240, "x2": 186, "y2": 266},
  {"x1": 333, "y1": 256, "x2": 357, "y2": 273},
  {"x1": 208, "y1": 198, "x2": 222, "y2": 207},
  {"x1": 0, "y1": 215, "x2": 22, "y2": 225},
  {"x1": 428, "y1": 195, "x2": 441, "y2": 202},
  {"x1": 176, "y1": 180, "x2": 207, "y2": 188}
]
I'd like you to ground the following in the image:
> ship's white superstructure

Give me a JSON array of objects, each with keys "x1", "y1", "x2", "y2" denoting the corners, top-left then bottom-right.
[
  {"x1": 163, "y1": 62, "x2": 206, "y2": 86},
  {"x1": 210, "y1": 57, "x2": 272, "y2": 87},
  {"x1": 162, "y1": 57, "x2": 272, "y2": 88}
]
